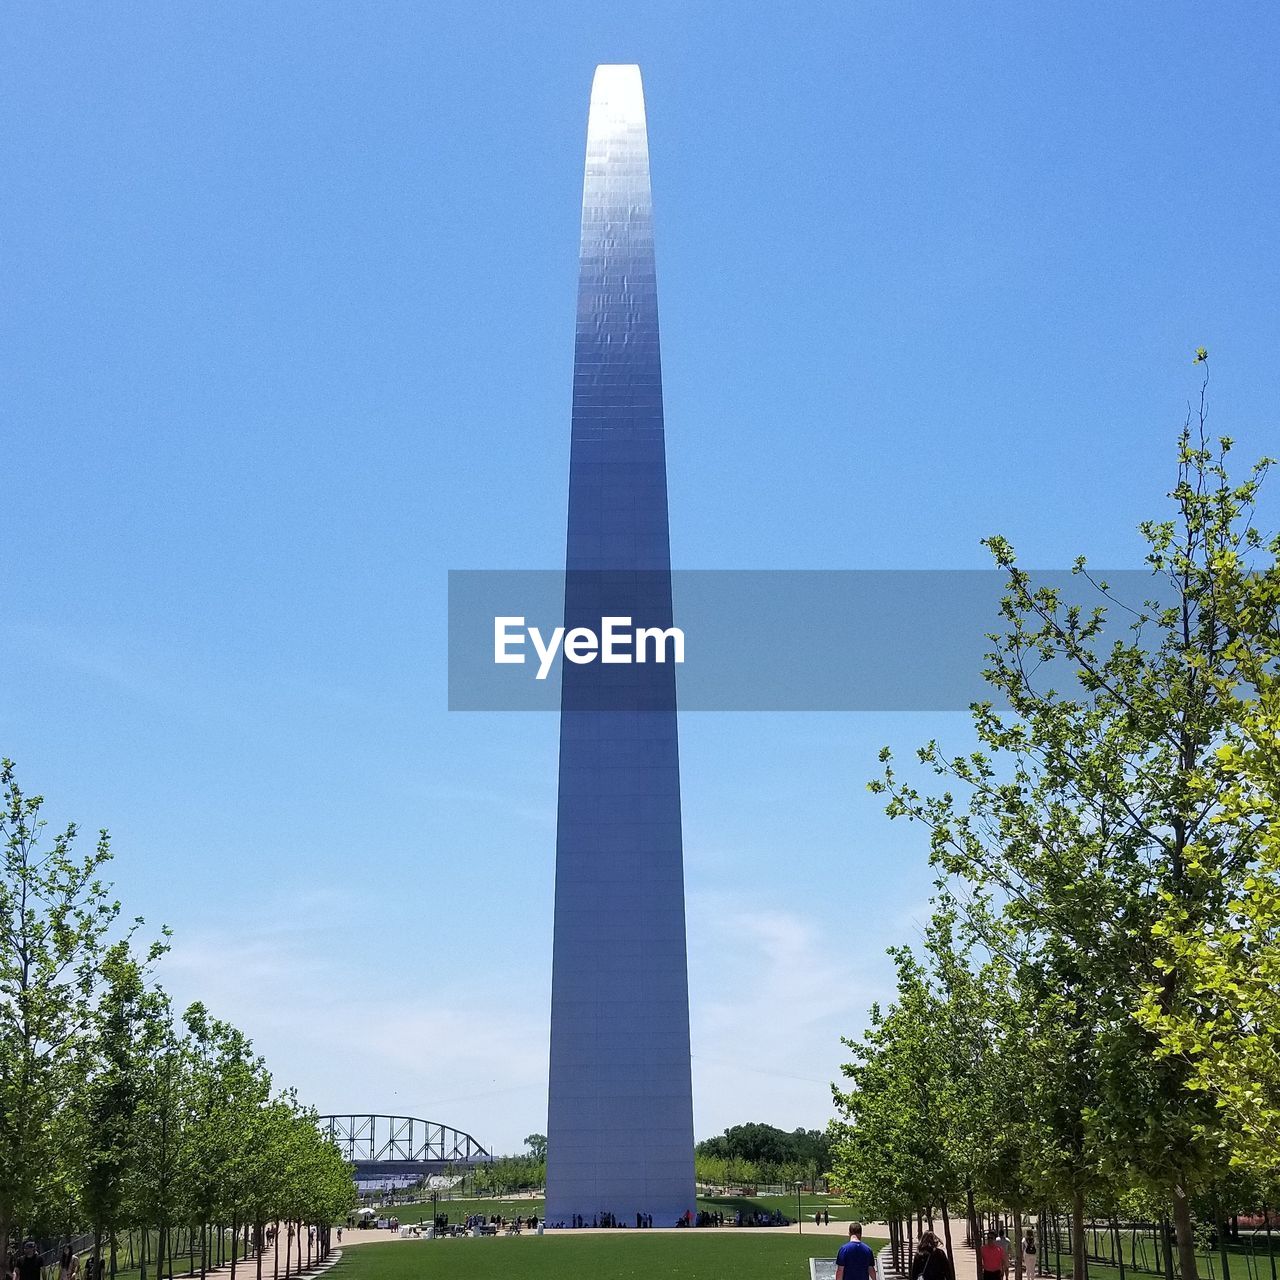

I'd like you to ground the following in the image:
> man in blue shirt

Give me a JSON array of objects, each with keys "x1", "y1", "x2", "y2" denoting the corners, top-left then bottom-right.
[{"x1": 837, "y1": 1223, "x2": 877, "y2": 1280}]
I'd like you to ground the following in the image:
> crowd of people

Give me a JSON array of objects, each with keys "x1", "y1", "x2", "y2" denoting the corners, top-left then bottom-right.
[
  {"x1": 7, "y1": 1242, "x2": 109, "y2": 1280},
  {"x1": 834, "y1": 1220, "x2": 1040, "y2": 1280},
  {"x1": 556, "y1": 1212, "x2": 658, "y2": 1229}
]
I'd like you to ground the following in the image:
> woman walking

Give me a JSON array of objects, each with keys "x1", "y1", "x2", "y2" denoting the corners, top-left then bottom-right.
[{"x1": 911, "y1": 1232, "x2": 955, "y2": 1280}]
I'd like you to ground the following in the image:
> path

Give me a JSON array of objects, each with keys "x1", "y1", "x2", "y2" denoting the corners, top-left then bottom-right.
[{"x1": 137, "y1": 1237, "x2": 342, "y2": 1280}]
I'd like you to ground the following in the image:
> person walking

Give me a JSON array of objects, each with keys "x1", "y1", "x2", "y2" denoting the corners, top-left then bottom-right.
[
  {"x1": 57, "y1": 1249, "x2": 78, "y2": 1280},
  {"x1": 911, "y1": 1232, "x2": 955, "y2": 1280},
  {"x1": 836, "y1": 1223, "x2": 878, "y2": 1280},
  {"x1": 17, "y1": 1243, "x2": 42, "y2": 1280},
  {"x1": 997, "y1": 1225, "x2": 1013, "y2": 1280},
  {"x1": 1021, "y1": 1229, "x2": 1037, "y2": 1280},
  {"x1": 981, "y1": 1230, "x2": 1007, "y2": 1280}
]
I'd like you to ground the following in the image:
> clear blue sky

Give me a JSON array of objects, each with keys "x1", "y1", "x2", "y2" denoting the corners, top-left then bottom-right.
[{"x1": 3, "y1": 3, "x2": 1278, "y2": 1154}]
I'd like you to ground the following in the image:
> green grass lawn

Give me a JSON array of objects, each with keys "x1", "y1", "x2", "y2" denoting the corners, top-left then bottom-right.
[
  {"x1": 1037, "y1": 1245, "x2": 1280, "y2": 1280},
  {"x1": 1032, "y1": 1228, "x2": 1280, "y2": 1280},
  {"x1": 370, "y1": 1193, "x2": 856, "y2": 1227},
  {"x1": 330, "y1": 1233, "x2": 884, "y2": 1280}
]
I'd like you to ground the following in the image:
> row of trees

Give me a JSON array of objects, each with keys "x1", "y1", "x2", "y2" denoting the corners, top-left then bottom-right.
[
  {"x1": 0, "y1": 762, "x2": 353, "y2": 1275},
  {"x1": 695, "y1": 1123, "x2": 831, "y2": 1189},
  {"x1": 831, "y1": 370, "x2": 1280, "y2": 1280}
]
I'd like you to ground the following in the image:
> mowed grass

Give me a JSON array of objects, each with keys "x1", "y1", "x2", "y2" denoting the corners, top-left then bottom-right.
[
  {"x1": 372, "y1": 1194, "x2": 855, "y2": 1227},
  {"x1": 330, "y1": 1233, "x2": 884, "y2": 1280}
]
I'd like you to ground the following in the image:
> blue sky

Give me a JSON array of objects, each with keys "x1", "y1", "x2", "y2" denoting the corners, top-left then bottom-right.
[{"x1": 3, "y1": 3, "x2": 1279, "y2": 1154}]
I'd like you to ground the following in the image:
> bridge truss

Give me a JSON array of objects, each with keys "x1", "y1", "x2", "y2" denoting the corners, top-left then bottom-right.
[{"x1": 317, "y1": 1114, "x2": 491, "y2": 1168}]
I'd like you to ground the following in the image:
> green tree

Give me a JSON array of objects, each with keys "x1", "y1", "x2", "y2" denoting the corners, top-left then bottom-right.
[
  {"x1": 1135, "y1": 471, "x2": 1280, "y2": 1175},
  {"x1": 0, "y1": 760, "x2": 129, "y2": 1247},
  {"x1": 80, "y1": 938, "x2": 169, "y2": 1278},
  {"x1": 872, "y1": 398, "x2": 1272, "y2": 1279}
]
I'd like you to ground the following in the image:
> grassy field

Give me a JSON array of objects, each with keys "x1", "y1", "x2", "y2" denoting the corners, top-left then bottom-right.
[
  {"x1": 1036, "y1": 1245, "x2": 1280, "y2": 1280},
  {"x1": 371, "y1": 1193, "x2": 857, "y2": 1227},
  {"x1": 331, "y1": 1233, "x2": 885, "y2": 1280},
  {"x1": 1031, "y1": 1227, "x2": 1280, "y2": 1280}
]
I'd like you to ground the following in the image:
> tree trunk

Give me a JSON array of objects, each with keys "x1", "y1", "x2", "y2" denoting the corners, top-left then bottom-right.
[
  {"x1": 1014, "y1": 1206, "x2": 1025, "y2": 1280},
  {"x1": 1215, "y1": 1200, "x2": 1230, "y2": 1280},
  {"x1": 969, "y1": 1184, "x2": 983, "y2": 1280},
  {"x1": 1263, "y1": 1206, "x2": 1277, "y2": 1280},
  {"x1": 1113, "y1": 1220, "x2": 1126, "y2": 1280},
  {"x1": 1072, "y1": 1192, "x2": 1088, "y2": 1280},
  {"x1": 1172, "y1": 1191, "x2": 1200, "y2": 1280},
  {"x1": 942, "y1": 1201, "x2": 955, "y2": 1261},
  {"x1": 230, "y1": 1217, "x2": 238, "y2": 1280},
  {"x1": 256, "y1": 1224, "x2": 263, "y2": 1280}
]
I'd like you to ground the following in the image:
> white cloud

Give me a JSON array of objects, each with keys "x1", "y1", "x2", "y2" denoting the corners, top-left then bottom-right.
[
  {"x1": 156, "y1": 884, "x2": 899, "y2": 1156},
  {"x1": 686, "y1": 889, "x2": 892, "y2": 1141},
  {"x1": 162, "y1": 907, "x2": 548, "y2": 1154}
]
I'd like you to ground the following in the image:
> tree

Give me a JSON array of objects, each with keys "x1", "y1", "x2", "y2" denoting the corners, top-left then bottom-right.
[
  {"x1": 524, "y1": 1133, "x2": 547, "y2": 1161},
  {"x1": 1135, "y1": 463, "x2": 1280, "y2": 1175},
  {"x1": 80, "y1": 938, "x2": 169, "y2": 1278},
  {"x1": 870, "y1": 383, "x2": 1272, "y2": 1279},
  {"x1": 0, "y1": 760, "x2": 129, "y2": 1247}
]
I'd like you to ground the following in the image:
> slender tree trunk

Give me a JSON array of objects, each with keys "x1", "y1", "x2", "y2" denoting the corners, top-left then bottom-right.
[
  {"x1": 273, "y1": 1227, "x2": 279, "y2": 1280},
  {"x1": 1173, "y1": 1187, "x2": 1201, "y2": 1280},
  {"x1": 969, "y1": 1184, "x2": 983, "y2": 1280},
  {"x1": 1216, "y1": 1200, "x2": 1231, "y2": 1280},
  {"x1": 230, "y1": 1217, "x2": 238, "y2": 1280},
  {"x1": 1114, "y1": 1220, "x2": 1126, "y2": 1280},
  {"x1": 942, "y1": 1201, "x2": 955, "y2": 1261},
  {"x1": 1072, "y1": 1191, "x2": 1088, "y2": 1280},
  {"x1": 1263, "y1": 1207, "x2": 1276, "y2": 1280},
  {"x1": 1015, "y1": 1206, "x2": 1025, "y2": 1280}
]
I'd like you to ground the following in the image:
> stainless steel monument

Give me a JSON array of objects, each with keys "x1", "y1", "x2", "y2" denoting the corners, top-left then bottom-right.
[{"x1": 544, "y1": 64, "x2": 697, "y2": 1226}]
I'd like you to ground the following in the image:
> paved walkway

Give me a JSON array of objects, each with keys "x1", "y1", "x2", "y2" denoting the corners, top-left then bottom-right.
[{"x1": 139, "y1": 1238, "x2": 342, "y2": 1280}]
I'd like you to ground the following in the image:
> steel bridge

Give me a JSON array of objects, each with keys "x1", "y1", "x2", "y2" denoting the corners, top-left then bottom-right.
[{"x1": 317, "y1": 1114, "x2": 491, "y2": 1181}]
